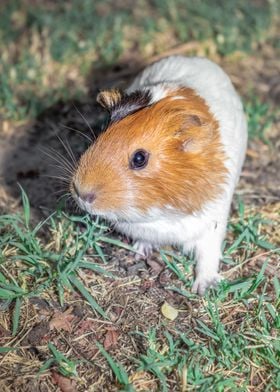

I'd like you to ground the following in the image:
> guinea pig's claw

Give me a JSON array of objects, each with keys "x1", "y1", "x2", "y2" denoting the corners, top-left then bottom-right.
[
  {"x1": 192, "y1": 273, "x2": 222, "y2": 296},
  {"x1": 133, "y1": 241, "x2": 153, "y2": 260}
]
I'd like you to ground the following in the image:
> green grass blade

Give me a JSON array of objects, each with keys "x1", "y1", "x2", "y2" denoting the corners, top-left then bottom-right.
[
  {"x1": 0, "y1": 347, "x2": 17, "y2": 353},
  {"x1": 69, "y1": 274, "x2": 108, "y2": 319},
  {"x1": 12, "y1": 297, "x2": 22, "y2": 336},
  {"x1": 18, "y1": 184, "x2": 30, "y2": 228},
  {"x1": 38, "y1": 358, "x2": 55, "y2": 375},
  {"x1": 0, "y1": 287, "x2": 18, "y2": 300},
  {"x1": 79, "y1": 262, "x2": 115, "y2": 278},
  {"x1": 96, "y1": 341, "x2": 133, "y2": 390},
  {"x1": 98, "y1": 236, "x2": 134, "y2": 252}
]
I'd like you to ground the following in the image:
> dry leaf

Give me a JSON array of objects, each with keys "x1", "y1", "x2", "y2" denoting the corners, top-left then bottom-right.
[
  {"x1": 161, "y1": 302, "x2": 178, "y2": 321},
  {"x1": 75, "y1": 319, "x2": 95, "y2": 335},
  {"x1": 246, "y1": 148, "x2": 259, "y2": 159},
  {"x1": 52, "y1": 371, "x2": 77, "y2": 392},
  {"x1": 104, "y1": 328, "x2": 119, "y2": 350},
  {"x1": 49, "y1": 308, "x2": 76, "y2": 332}
]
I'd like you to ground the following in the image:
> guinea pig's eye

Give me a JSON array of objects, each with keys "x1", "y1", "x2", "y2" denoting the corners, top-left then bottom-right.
[{"x1": 130, "y1": 149, "x2": 150, "y2": 170}]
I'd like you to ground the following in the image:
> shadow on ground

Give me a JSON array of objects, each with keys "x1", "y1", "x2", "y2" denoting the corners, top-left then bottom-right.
[{"x1": 0, "y1": 60, "x2": 143, "y2": 218}]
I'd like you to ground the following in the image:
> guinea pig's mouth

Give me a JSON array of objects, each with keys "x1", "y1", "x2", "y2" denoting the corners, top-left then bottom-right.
[
  {"x1": 76, "y1": 201, "x2": 125, "y2": 223},
  {"x1": 70, "y1": 188, "x2": 119, "y2": 221},
  {"x1": 72, "y1": 195, "x2": 141, "y2": 223},
  {"x1": 76, "y1": 198, "x2": 95, "y2": 215},
  {"x1": 70, "y1": 183, "x2": 92, "y2": 214},
  {"x1": 70, "y1": 181, "x2": 153, "y2": 223}
]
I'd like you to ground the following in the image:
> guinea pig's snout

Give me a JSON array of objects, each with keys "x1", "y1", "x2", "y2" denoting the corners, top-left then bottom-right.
[{"x1": 72, "y1": 182, "x2": 96, "y2": 204}]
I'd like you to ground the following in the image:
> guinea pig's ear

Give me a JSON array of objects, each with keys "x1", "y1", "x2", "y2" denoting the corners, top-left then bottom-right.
[
  {"x1": 175, "y1": 114, "x2": 215, "y2": 153},
  {"x1": 96, "y1": 89, "x2": 123, "y2": 111},
  {"x1": 97, "y1": 89, "x2": 152, "y2": 122}
]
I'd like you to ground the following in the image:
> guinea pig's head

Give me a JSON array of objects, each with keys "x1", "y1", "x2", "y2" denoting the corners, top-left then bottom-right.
[{"x1": 71, "y1": 87, "x2": 227, "y2": 222}]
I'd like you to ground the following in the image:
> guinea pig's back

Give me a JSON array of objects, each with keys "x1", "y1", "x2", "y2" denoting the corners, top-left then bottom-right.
[
  {"x1": 129, "y1": 56, "x2": 247, "y2": 186},
  {"x1": 129, "y1": 56, "x2": 230, "y2": 90}
]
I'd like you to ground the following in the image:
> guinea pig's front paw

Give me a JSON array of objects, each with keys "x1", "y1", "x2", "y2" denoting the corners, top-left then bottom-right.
[
  {"x1": 133, "y1": 241, "x2": 154, "y2": 260},
  {"x1": 192, "y1": 273, "x2": 222, "y2": 296}
]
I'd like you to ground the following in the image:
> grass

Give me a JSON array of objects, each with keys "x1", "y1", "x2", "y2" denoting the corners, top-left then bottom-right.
[
  {"x1": 245, "y1": 94, "x2": 277, "y2": 143},
  {"x1": 0, "y1": 188, "x2": 135, "y2": 330},
  {"x1": 96, "y1": 341, "x2": 134, "y2": 392},
  {"x1": 0, "y1": 0, "x2": 276, "y2": 121},
  {"x1": 39, "y1": 342, "x2": 78, "y2": 377},
  {"x1": 134, "y1": 256, "x2": 280, "y2": 390},
  {"x1": 0, "y1": 191, "x2": 279, "y2": 390},
  {"x1": 137, "y1": 286, "x2": 280, "y2": 390},
  {"x1": 226, "y1": 198, "x2": 276, "y2": 255},
  {"x1": 135, "y1": 329, "x2": 188, "y2": 392}
]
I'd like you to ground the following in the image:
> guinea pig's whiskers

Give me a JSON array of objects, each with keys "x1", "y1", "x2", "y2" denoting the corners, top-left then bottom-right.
[
  {"x1": 73, "y1": 103, "x2": 97, "y2": 141},
  {"x1": 111, "y1": 221, "x2": 119, "y2": 232},
  {"x1": 41, "y1": 147, "x2": 73, "y2": 170},
  {"x1": 48, "y1": 164, "x2": 73, "y2": 179},
  {"x1": 48, "y1": 189, "x2": 69, "y2": 199},
  {"x1": 56, "y1": 192, "x2": 72, "y2": 203},
  {"x1": 60, "y1": 124, "x2": 93, "y2": 143},
  {"x1": 57, "y1": 135, "x2": 77, "y2": 168},
  {"x1": 47, "y1": 146, "x2": 76, "y2": 171},
  {"x1": 70, "y1": 200, "x2": 81, "y2": 215},
  {"x1": 41, "y1": 147, "x2": 75, "y2": 176},
  {"x1": 42, "y1": 174, "x2": 71, "y2": 184}
]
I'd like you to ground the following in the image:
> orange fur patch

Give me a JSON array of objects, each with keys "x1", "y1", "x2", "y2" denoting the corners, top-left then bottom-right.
[{"x1": 73, "y1": 87, "x2": 228, "y2": 217}]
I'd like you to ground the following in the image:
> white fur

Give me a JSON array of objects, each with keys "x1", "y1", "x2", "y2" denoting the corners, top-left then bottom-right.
[{"x1": 120, "y1": 56, "x2": 248, "y2": 295}]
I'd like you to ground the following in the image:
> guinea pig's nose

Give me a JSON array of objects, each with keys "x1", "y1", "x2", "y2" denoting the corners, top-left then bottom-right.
[
  {"x1": 80, "y1": 192, "x2": 96, "y2": 204},
  {"x1": 73, "y1": 182, "x2": 96, "y2": 203}
]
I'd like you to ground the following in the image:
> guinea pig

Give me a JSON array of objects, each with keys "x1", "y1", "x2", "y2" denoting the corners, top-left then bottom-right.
[{"x1": 71, "y1": 55, "x2": 248, "y2": 295}]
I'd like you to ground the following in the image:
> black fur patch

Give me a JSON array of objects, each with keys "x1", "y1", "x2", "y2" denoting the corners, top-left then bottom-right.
[{"x1": 105, "y1": 90, "x2": 152, "y2": 122}]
